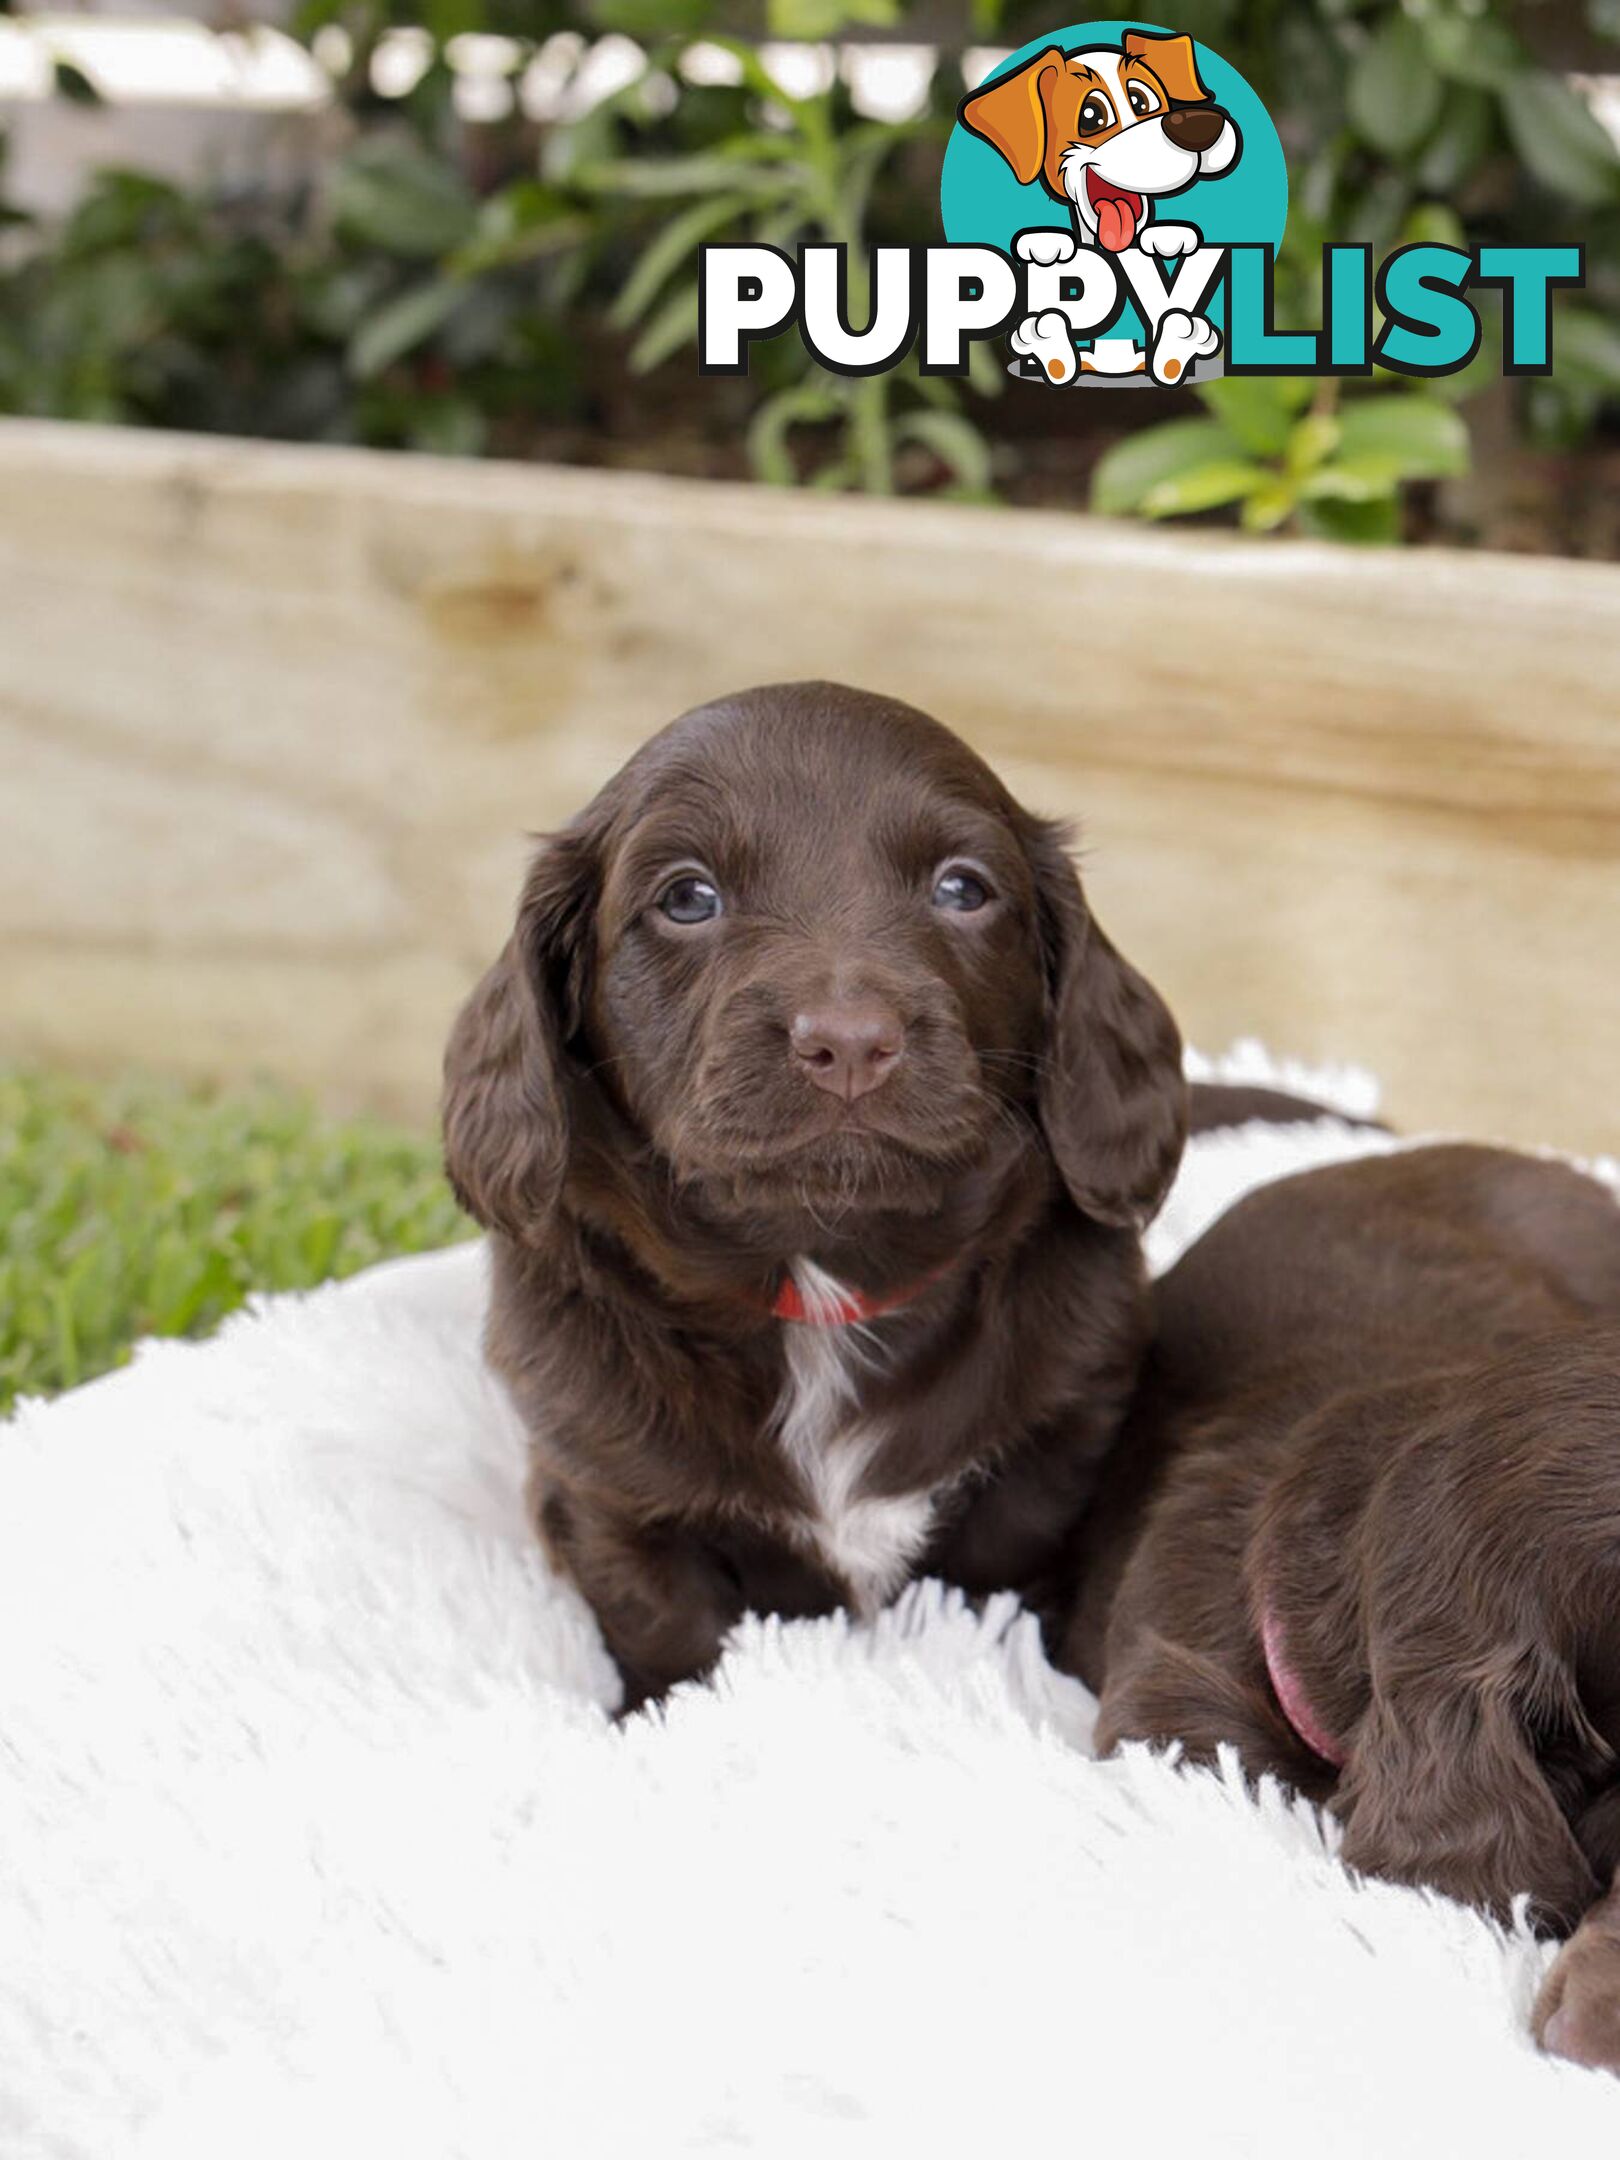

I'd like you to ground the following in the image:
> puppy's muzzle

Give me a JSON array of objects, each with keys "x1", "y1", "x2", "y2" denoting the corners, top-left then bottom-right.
[{"x1": 1162, "y1": 105, "x2": 1226, "y2": 154}]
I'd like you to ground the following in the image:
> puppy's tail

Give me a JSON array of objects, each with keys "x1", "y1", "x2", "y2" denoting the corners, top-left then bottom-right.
[{"x1": 1187, "y1": 1081, "x2": 1392, "y2": 1137}]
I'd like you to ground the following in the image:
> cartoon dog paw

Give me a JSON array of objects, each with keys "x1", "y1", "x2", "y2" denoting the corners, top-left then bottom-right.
[
  {"x1": 1137, "y1": 222, "x2": 1203, "y2": 260},
  {"x1": 1015, "y1": 229, "x2": 1078, "y2": 267},
  {"x1": 1149, "y1": 307, "x2": 1220, "y2": 385},
  {"x1": 1010, "y1": 310, "x2": 1077, "y2": 384}
]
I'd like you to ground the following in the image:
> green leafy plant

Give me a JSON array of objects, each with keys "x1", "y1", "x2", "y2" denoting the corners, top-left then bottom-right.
[
  {"x1": 0, "y1": 0, "x2": 1616, "y2": 541},
  {"x1": 590, "y1": 35, "x2": 1000, "y2": 494},
  {"x1": 1092, "y1": 377, "x2": 1469, "y2": 540},
  {"x1": 1146, "y1": 0, "x2": 1620, "y2": 241},
  {"x1": 0, "y1": 140, "x2": 592, "y2": 452}
]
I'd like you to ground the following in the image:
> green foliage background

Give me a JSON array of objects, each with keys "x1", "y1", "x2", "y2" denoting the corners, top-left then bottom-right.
[
  {"x1": 0, "y1": 1066, "x2": 472, "y2": 1412},
  {"x1": 1, "y1": 0, "x2": 1616, "y2": 539}
]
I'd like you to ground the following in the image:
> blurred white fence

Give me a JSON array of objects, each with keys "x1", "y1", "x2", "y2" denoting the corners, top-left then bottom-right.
[{"x1": 0, "y1": 16, "x2": 1002, "y2": 213}]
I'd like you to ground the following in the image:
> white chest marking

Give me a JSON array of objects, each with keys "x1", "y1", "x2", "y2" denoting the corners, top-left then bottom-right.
[{"x1": 772, "y1": 1260, "x2": 937, "y2": 1615}]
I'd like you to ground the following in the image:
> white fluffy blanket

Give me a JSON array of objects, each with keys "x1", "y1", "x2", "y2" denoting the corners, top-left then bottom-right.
[{"x1": 8, "y1": 1049, "x2": 1620, "y2": 2159}]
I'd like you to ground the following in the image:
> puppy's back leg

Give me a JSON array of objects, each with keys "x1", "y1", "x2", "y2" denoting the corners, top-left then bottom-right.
[
  {"x1": 1334, "y1": 1675, "x2": 1597, "y2": 1930},
  {"x1": 1096, "y1": 1631, "x2": 1336, "y2": 1802}
]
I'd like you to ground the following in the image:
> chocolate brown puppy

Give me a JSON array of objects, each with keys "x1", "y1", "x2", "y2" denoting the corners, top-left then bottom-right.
[
  {"x1": 1062, "y1": 1143, "x2": 1620, "y2": 2070},
  {"x1": 444, "y1": 682, "x2": 1189, "y2": 1709}
]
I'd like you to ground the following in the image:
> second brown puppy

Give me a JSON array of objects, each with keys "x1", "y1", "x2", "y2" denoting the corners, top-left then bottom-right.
[{"x1": 1063, "y1": 1142, "x2": 1620, "y2": 2070}]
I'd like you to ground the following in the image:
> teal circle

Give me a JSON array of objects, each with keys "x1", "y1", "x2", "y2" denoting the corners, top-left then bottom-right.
[{"x1": 940, "y1": 21, "x2": 1287, "y2": 342}]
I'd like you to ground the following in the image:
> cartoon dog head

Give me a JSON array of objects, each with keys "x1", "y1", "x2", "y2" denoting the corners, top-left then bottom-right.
[{"x1": 961, "y1": 31, "x2": 1239, "y2": 252}]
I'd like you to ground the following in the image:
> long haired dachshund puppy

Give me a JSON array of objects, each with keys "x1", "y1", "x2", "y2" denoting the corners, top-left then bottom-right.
[
  {"x1": 443, "y1": 681, "x2": 1192, "y2": 1709},
  {"x1": 1062, "y1": 1144, "x2": 1620, "y2": 2070}
]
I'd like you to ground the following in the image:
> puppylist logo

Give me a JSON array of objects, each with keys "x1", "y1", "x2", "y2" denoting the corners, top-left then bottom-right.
[
  {"x1": 950, "y1": 24, "x2": 1262, "y2": 385},
  {"x1": 699, "y1": 20, "x2": 1582, "y2": 387}
]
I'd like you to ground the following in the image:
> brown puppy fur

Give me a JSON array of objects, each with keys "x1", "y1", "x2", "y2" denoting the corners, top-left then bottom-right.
[
  {"x1": 1061, "y1": 1143, "x2": 1620, "y2": 2070},
  {"x1": 444, "y1": 682, "x2": 1188, "y2": 1709}
]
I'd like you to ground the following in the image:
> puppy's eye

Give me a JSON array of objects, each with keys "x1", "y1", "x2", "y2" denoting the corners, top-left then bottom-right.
[
  {"x1": 932, "y1": 866, "x2": 993, "y2": 914},
  {"x1": 1126, "y1": 81, "x2": 1159, "y2": 117},
  {"x1": 657, "y1": 874, "x2": 723, "y2": 925},
  {"x1": 1079, "y1": 92, "x2": 1115, "y2": 132}
]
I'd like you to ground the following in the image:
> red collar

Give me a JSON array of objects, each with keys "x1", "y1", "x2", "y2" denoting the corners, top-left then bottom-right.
[
  {"x1": 769, "y1": 1264, "x2": 948, "y2": 1327},
  {"x1": 1260, "y1": 1604, "x2": 1346, "y2": 1768}
]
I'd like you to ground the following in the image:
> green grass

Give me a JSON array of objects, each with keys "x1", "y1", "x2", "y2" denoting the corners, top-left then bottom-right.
[{"x1": 0, "y1": 1065, "x2": 474, "y2": 1414}]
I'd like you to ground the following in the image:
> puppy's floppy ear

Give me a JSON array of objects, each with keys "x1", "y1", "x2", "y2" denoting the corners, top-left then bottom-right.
[
  {"x1": 1026, "y1": 819, "x2": 1187, "y2": 1229},
  {"x1": 1123, "y1": 29, "x2": 1211, "y2": 103},
  {"x1": 442, "y1": 827, "x2": 596, "y2": 1241},
  {"x1": 960, "y1": 47, "x2": 1063, "y2": 185}
]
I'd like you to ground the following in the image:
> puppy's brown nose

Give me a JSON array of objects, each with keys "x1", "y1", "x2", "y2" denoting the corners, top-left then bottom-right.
[
  {"x1": 791, "y1": 1003, "x2": 904, "y2": 1102},
  {"x1": 1163, "y1": 105, "x2": 1225, "y2": 153}
]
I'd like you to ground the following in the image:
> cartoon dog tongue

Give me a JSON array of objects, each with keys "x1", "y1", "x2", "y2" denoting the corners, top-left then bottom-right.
[{"x1": 1088, "y1": 175, "x2": 1142, "y2": 252}]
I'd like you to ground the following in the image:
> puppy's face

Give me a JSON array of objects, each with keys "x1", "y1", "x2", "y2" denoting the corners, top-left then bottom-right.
[
  {"x1": 960, "y1": 33, "x2": 1240, "y2": 251},
  {"x1": 444, "y1": 683, "x2": 1185, "y2": 1240},
  {"x1": 585, "y1": 690, "x2": 1047, "y2": 1215}
]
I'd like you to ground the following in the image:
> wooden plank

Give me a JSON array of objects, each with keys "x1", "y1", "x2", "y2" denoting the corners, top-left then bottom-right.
[{"x1": 2, "y1": 417, "x2": 1616, "y2": 1155}]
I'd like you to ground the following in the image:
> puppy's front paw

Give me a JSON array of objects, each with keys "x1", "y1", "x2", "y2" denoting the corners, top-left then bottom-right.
[
  {"x1": 1537, "y1": 1949, "x2": 1620, "y2": 2075},
  {"x1": 1137, "y1": 222, "x2": 1201, "y2": 259},
  {"x1": 1149, "y1": 307, "x2": 1220, "y2": 386},
  {"x1": 1015, "y1": 228, "x2": 1078, "y2": 267},
  {"x1": 1010, "y1": 310, "x2": 1077, "y2": 384}
]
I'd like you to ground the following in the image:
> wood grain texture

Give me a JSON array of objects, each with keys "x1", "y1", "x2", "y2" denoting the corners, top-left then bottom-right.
[{"x1": 3, "y1": 418, "x2": 1616, "y2": 1153}]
